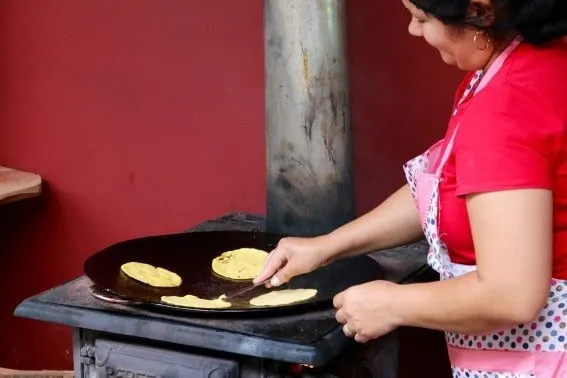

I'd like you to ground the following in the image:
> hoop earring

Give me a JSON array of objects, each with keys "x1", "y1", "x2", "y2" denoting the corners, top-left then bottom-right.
[{"x1": 473, "y1": 30, "x2": 492, "y2": 51}]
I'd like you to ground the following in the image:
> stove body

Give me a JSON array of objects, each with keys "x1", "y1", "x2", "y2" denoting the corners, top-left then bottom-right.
[
  {"x1": 75, "y1": 329, "x2": 399, "y2": 378},
  {"x1": 16, "y1": 213, "x2": 431, "y2": 378},
  {"x1": 75, "y1": 327, "x2": 398, "y2": 378}
]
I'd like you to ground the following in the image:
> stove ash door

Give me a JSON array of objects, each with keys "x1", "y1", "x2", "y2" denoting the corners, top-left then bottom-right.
[{"x1": 93, "y1": 338, "x2": 239, "y2": 378}]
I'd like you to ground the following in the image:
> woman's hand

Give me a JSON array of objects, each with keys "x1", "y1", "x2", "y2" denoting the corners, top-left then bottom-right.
[
  {"x1": 333, "y1": 281, "x2": 402, "y2": 343},
  {"x1": 253, "y1": 235, "x2": 337, "y2": 287}
]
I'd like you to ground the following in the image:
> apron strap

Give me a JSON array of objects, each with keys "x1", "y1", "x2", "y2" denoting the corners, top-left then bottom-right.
[
  {"x1": 434, "y1": 124, "x2": 460, "y2": 176},
  {"x1": 476, "y1": 37, "x2": 521, "y2": 93}
]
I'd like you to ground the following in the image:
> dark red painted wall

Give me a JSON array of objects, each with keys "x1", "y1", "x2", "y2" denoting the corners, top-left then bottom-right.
[{"x1": 0, "y1": 0, "x2": 461, "y2": 372}]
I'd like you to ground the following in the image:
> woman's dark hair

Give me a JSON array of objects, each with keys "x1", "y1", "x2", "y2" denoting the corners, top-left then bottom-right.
[{"x1": 410, "y1": 0, "x2": 567, "y2": 45}]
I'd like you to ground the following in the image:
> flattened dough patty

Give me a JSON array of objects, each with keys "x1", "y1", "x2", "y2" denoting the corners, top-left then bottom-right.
[
  {"x1": 120, "y1": 262, "x2": 182, "y2": 288},
  {"x1": 250, "y1": 289, "x2": 318, "y2": 307},
  {"x1": 161, "y1": 294, "x2": 232, "y2": 309},
  {"x1": 211, "y1": 248, "x2": 268, "y2": 280}
]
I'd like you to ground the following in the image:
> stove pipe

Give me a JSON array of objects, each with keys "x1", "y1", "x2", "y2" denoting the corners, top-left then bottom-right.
[{"x1": 265, "y1": 0, "x2": 355, "y2": 237}]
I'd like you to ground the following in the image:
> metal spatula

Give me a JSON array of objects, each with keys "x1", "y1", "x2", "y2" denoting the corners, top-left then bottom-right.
[{"x1": 222, "y1": 279, "x2": 270, "y2": 300}]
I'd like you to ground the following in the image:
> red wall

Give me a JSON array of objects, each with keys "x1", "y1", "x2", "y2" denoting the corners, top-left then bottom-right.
[{"x1": 0, "y1": 0, "x2": 461, "y2": 372}]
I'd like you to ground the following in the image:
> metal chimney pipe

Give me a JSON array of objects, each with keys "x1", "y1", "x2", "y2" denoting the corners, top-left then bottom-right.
[{"x1": 264, "y1": 0, "x2": 355, "y2": 236}]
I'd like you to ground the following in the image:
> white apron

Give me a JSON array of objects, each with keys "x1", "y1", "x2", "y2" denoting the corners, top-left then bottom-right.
[{"x1": 403, "y1": 39, "x2": 567, "y2": 377}]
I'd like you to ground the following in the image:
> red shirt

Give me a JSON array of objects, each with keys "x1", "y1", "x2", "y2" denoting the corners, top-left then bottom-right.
[{"x1": 435, "y1": 39, "x2": 567, "y2": 279}]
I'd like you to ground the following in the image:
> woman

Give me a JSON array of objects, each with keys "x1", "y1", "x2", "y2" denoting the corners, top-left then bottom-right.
[{"x1": 254, "y1": 0, "x2": 567, "y2": 376}]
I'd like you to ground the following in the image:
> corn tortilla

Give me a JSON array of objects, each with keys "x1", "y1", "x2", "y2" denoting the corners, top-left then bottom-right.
[
  {"x1": 249, "y1": 289, "x2": 318, "y2": 307},
  {"x1": 161, "y1": 294, "x2": 231, "y2": 309},
  {"x1": 211, "y1": 248, "x2": 269, "y2": 280},
  {"x1": 120, "y1": 262, "x2": 182, "y2": 288}
]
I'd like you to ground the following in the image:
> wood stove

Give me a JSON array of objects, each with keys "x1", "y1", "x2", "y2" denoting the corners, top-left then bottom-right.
[{"x1": 15, "y1": 213, "x2": 432, "y2": 378}]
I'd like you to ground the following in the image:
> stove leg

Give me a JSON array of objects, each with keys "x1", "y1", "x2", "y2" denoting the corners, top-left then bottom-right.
[
  {"x1": 363, "y1": 330, "x2": 399, "y2": 378},
  {"x1": 325, "y1": 330, "x2": 399, "y2": 378},
  {"x1": 73, "y1": 328, "x2": 97, "y2": 378},
  {"x1": 72, "y1": 329, "x2": 83, "y2": 377}
]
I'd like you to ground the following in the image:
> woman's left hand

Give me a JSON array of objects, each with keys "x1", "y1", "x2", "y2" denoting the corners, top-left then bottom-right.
[{"x1": 333, "y1": 280, "x2": 402, "y2": 343}]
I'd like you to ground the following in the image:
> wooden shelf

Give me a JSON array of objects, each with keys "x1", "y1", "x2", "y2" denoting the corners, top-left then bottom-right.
[
  {"x1": 0, "y1": 166, "x2": 42, "y2": 205},
  {"x1": 0, "y1": 368, "x2": 73, "y2": 377}
]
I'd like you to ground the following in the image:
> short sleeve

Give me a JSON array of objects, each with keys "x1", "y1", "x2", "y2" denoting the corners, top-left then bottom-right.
[{"x1": 453, "y1": 82, "x2": 562, "y2": 197}]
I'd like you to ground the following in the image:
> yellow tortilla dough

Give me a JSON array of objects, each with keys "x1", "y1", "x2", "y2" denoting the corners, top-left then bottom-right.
[
  {"x1": 250, "y1": 289, "x2": 318, "y2": 307},
  {"x1": 120, "y1": 262, "x2": 182, "y2": 288},
  {"x1": 211, "y1": 248, "x2": 269, "y2": 280},
  {"x1": 161, "y1": 294, "x2": 232, "y2": 309}
]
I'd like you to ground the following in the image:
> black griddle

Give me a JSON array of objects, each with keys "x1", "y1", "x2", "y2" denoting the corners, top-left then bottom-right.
[{"x1": 84, "y1": 231, "x2": 383, "y2": 314}]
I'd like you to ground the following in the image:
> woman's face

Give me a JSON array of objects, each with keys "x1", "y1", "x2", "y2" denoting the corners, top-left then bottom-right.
[{"x1": 401, "y1": 0, "x2": 493, "y2": 71}]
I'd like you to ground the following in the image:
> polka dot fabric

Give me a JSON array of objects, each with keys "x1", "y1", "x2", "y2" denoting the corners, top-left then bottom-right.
[
  {"x1": 403, "y1": 154, "x2": 429, "y2": 199},
  {"x1": 446, "y1": 279, "x2": 567, "y2": 353},
  {"x1": 403, "y1": 64, "x2": 567, "y2": 376},
  {"x1": 404, "y1": 153, "x2": 450, "y2": 277},
  {"x1": 453, "y1": 70, "x2": 483, "y2": 116},
  {"x1": 452, "y1": 367, "x2": 530, "y2": 378}
]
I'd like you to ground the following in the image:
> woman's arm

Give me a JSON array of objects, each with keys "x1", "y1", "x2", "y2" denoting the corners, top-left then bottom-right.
[
  {"x1": 394, "y1": 188, "x2": 552, "y2": 334},
  {"x1": 325, "y1": 184, "x2": 424, "y2": 260},
  {"x1": 255, "y1": 184, "x2": 423, "y2": 286}
]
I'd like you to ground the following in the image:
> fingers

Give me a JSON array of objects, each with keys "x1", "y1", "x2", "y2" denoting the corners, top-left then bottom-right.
[
  {"x1": 333, "y1": 291, "x2": 344, "y2": 309},
  {"x1": 253, "y1": 249, "x2": 286, "y2": 285},
  {"x1": 337, "y1": 309, "x2": 361, "y2": 341},
  {"x1": 337, "y1": 307, "x2": 354, "y2": 339},
  {"x1": 342, "y1": 324, "x2": 355, "y2": 337},
  {"x1": 270, "y1": 262, "x2": 298, "y2": 287},
  {"x1": 335, "y1": 308, "x2": 347, "y2": 324},
  {"x1": 354, "y1": 333, "x2": 369, "y2": 343},
  {"x1": 253, "y1": 250, "x2": 297, "y2": 287},
  {"x1": 335, "y1": 293, "x2": 368, "y2": 343},
  {"x1": 254, "y1": 237, "x2": 314, "y2": 287},
  {"x1": 341, "y1": 321, "x2": 369, "y2": 343}
]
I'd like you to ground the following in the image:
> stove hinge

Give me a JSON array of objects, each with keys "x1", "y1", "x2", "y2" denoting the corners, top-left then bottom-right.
[{"x1": 79, "y1": 345, "x2": 96, "y2": 366}]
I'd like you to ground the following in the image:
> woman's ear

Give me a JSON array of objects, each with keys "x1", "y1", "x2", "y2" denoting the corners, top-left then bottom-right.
[{"x1": 468, "y1": 0, "x2": 495, "y2": 27}]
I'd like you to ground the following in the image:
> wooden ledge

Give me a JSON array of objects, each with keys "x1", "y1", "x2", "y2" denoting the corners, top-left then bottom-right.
[
  {"x1": 0, "y1": 166, "x2": 42, "y2": 205},
  {"x1": 0, "y1": 369, "x2": 73, "y2": 377}
]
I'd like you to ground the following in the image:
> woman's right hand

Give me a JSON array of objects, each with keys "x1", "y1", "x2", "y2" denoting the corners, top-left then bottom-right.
[{"x1": 253, "y1": 235, "x2": 336, "y2": 287}]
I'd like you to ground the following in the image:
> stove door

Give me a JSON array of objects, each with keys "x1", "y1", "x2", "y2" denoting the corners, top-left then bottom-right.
[{"x1": 94, "y1": 338, "x2": 239, "y2": 378}]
